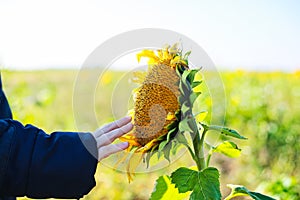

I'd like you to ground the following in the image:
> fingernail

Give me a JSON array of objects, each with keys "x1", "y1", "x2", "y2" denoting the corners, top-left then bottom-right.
[
  {"x1": 119, "y1": 142, "x2": 129, "y2": 149},
  {"x1": 125, "y1": 116, "x2": 132, "y2": 120}
]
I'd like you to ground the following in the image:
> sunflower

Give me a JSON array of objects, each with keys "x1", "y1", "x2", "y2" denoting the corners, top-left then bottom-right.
[{"x1": 118, "y1": 43, "x2": 202, "y2": 181}]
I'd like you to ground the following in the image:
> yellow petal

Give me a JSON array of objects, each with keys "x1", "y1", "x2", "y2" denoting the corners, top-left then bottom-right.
[
  {"x1": 127, "y1": 109, "x2": 135, "y2": 120},
  {"x1": 136, "y1": 50, "x2": 159, "y2": 63},
  {"x1": 136, "y1": 139, "x2": 159, "y2": 153},
  {"x1": 120, "y1": 133, "x2": 141, "y2": 147},
  {"x1": 166, "y1": 112, "x2": 176, "y2": 120},
  {"x1": 170, "y1": 56, "x2": 181, "y2": 65},
  {"x1": 132, "y1": 71, "x2": 147, "y2": 84},
  {"x1": 157, "y1": 49, "x2": 163, "y2": 59},
  {"x1": 126, "y1": 151, "x2": 143, "y2": 183},
  {"x1": 162, "y1": 49, "x2": 172, "y2": 62}
]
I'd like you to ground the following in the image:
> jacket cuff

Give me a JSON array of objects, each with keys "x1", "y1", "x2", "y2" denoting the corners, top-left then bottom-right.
[{"x1": 26, "y1": 131, "x2": 98, "y2": 198}]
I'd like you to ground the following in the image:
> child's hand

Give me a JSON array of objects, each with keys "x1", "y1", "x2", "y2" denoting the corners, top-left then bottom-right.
[{"x1": 92, "y1": 116, "x2": 133, "y2": 161}]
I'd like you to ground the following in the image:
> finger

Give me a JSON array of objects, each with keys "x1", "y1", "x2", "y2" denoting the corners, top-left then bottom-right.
[
  {"x1": 98, "y1": 142, "x2": 129, "y2": 161},
  {"x1": 95, "y1": 116, "x2": 132, "y2": 137},
  {"x1": 101, "y1": 116, "x2": 132, "y2": 133},
  {"x1": 96, "y1": 122, "x2": 133, "y2": 148}
]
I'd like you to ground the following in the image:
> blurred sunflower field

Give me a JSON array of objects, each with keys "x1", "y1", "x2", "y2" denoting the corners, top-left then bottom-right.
[{"x1": 1, "y1": 69, "x2": 299, "y2": 200}]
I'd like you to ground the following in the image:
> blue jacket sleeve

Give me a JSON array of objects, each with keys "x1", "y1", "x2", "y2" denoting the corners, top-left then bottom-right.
[{"x1": 0, "y1": 119, "x2": 98, "y2": 199}]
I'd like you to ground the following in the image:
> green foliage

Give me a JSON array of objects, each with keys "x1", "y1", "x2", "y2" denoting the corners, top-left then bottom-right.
[
  {"x1": 150, "y1": 66, "x2": 278, "y2": 200},
  {"x1": 150, "y1": 176, "x2": 168, "y2": 200},
  {"x1": 220, "y1": 71, "x2": 300, "y2": 199},
  {"x1": 212, "y1": 141, "x2": 241, "y2": 158},
  {"x1": 264, "y1": 176, "x2": 300, "y2": 199},
  {"x1": 2, "y1": 70, "x2": 298, "y2": 200},
  {"x1": 150, "y1": 175, "x2": 189, "y2": 200},
  {"x1": 225, "y1": 184, "x2": 276, "y2": 200},
  {"x1": 206, "y1": 125, "x2": 247, "y2": 140},
  {"x1": 171, "y1": 167, "x2": 221, "y2": 200}
]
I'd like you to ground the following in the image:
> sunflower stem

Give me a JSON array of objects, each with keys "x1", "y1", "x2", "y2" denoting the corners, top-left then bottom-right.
[
  {"x1": 198, "y1": 130, "x2": 207, "y2": 170},
  {"x1": 190, "y1": 118, "x2": 206, "y2": 171},
  {"x1": 192, "y1": 131, "x2": 201, "y2": 170}
]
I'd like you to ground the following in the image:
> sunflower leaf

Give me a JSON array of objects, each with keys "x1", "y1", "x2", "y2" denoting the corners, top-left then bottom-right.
[
  {"x1": 213, "y1": 141, "x2": 241, "y2": 158},
  {"x1": 150, "y1": 176, "x2": 168, "y2": 200},
  {"x1": 171, "y1": 167, "x2": 221, "y2": 200},
  {"x1": 171, "y1": 167, "x2": 197, "y2": 193},
  {"x1": 208, "y1": 125, "x2": 247, "y2": 140},
  {"x1": 225, "y1": 184, "x2": 276, "y2": 200},
  {"x1": 150, "y1": 175, "x2": 189, "y2": 200}
]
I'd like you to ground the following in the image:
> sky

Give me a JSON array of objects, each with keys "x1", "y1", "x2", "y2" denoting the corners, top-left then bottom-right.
[{"x1": 0, "y1": 0, "x2": 299, "y2": 71}]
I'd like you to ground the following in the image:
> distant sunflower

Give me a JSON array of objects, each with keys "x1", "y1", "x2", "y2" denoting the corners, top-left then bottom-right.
[{"x1": 118, "y1": 43, "x2": 201, "y2": 181}]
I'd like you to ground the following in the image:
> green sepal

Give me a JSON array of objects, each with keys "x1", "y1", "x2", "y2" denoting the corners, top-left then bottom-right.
[
  {"x1": 189, "y1": 91, "x2": 201, "y2": 105},
  {"x1": 165, "y1": 120, "x2": 179, "y2": 131},
  {"x1": 176, "y1": 64, "x2": 186, "y2": 75},
  {"x1": 175, "y1": 110, "x2": 181, "y2": 121},
  {"x1": 179, "y1": 118, "x2": 193, "y2": 133},
  {"x1": 157, "y1": 128, "x2": 177, "y2": 152},
  {"x1": 171, "y1": 141, "x2": 180, "y2": 155},
  {"x1": 163, "y1": 142, "x2": 172, "y2": 162},
  {"x1": 183, "y1": 51, "x2": 191, "y2": 60},
  {"x1": 178, "y1": 79, "x2": 187, "y2": 96},
  {"x1": 181, "y1": 70, "x2": 191, "y2": 83},
  {"x1": 179, "y1": 74, "x2": 191, "y2": 96},
  {"x1": 157, "y1": 150, "x2": 163, "y2": 160},
  {"x1": 166, "y1": 127, "x2": 178, "y2": 143},
  {"x1": 145, "y1": 143, "x2": 159, "y2": 168},
  {"x1": 145, "y1": 150, "x2": 153, "y2": 168},
  {"x1": 158, "y1": 140, "x2": 168, "y2": 152},
  {"x1": 175, "y1": 132, "x2": 189, "y2": 146},
  {"x1": 191, "y1": 80, "x2": 202, "y2": 88},
  {"x1": 178, "y1": 95, "x2": 188, "y2": 106},
  {"x1": 187, "y1": 69, "x2": 200, "y2": 83},
  {"x1": 181, "y1": 101, "x2": 191, "y2": 116}
]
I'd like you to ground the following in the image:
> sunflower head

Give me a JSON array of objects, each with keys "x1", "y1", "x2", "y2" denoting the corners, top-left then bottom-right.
[{"x1": 118, "y1": 43, "x2": 202, "y2": 181}]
